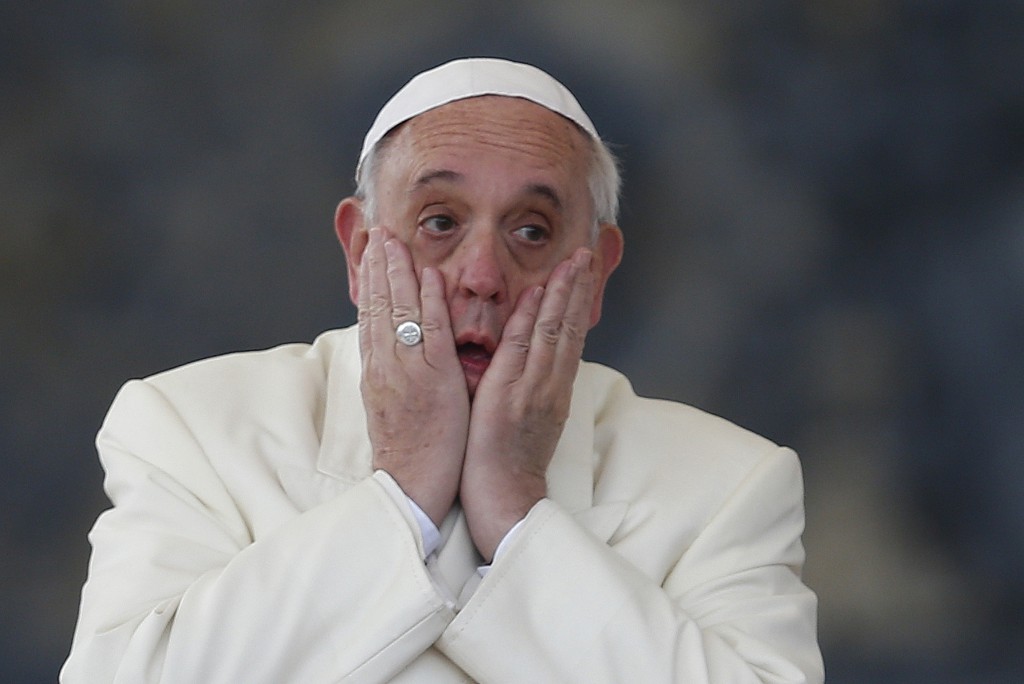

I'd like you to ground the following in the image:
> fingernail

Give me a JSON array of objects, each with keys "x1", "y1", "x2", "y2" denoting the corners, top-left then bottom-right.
[
  {"x1": 384, "y1": 239, "x2": 397, "y2": 259},
  {"x1": 576, "y1": 249, "x2": 593, "y2": 269}
]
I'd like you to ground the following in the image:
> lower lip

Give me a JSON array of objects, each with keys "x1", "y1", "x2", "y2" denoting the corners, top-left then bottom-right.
[{"x1": 459, "y1": 351, "x2": 491, "y2": 376}]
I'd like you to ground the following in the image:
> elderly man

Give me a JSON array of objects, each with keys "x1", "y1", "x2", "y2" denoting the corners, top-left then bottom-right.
[{"x1": 63, "y1": 58, "x2": 823, "y2": 682}]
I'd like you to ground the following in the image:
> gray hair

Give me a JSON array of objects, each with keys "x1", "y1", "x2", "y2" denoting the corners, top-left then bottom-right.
[{"x1": 354, "y1": 123, "x2": 621, "y2": 236}]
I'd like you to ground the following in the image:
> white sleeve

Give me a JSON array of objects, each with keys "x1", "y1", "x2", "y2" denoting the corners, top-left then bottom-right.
[
  {"x1": 437, "y1": 447, "x2": 823, "y2": 684},
  {"x1": 474, "y1": 518, "x2": 525, "y2": 578},
  {"x1": 61, "y1": 380, "x2": 454, "y2": 684},
  {"x1": 374, "y1": 469, "x2": 442, "y2": 558}
]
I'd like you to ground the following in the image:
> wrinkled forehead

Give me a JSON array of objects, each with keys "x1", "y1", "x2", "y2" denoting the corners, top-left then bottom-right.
[
  {"x1": 371, "y1": 96, "x2": 592, "y2": 206},
  {"x1": 375, "y1": 97, "x2": 596, "y2": 221}
]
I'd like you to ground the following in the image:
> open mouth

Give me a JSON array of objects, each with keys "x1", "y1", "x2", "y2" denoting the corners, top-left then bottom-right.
[
  {"x1": 456, "y1": 342, "x2": 493, "y2": 372},
  {"x1": 454, "y1": 336, "x2": 496, "y2": 394}
]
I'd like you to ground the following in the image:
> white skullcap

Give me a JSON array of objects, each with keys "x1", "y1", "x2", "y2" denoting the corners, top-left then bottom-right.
[{"x1": 357, "y1": 57, "x2": 600, "y2": 177}]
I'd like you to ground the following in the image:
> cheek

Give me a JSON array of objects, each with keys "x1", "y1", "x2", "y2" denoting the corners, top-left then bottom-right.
[
  {"x1": 506, "y1": 272, "x2": 548, "y2": 303},
  {"x1": 407, "y1": 242, "x2": 446, "y2": 278},
  {"x1": 408, "y1": 247, "x2": 456, "y2": 303}
]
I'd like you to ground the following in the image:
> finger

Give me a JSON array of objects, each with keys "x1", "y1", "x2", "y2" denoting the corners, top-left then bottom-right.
[
  {"x1": 363, "y1": 228, "x2": 395, "y2": 354},
  {"x1": 491, "y1": 284, "x2": 544, "y2": 380},
  {"x1": 554, "y1": 248, "x2": 595, "y2": 364},
  {"x1": 385, "y1": 237, "x2": 422, "y2": 328},
  {"x1": 527, "y1": 255, "x2": 576, "y2": 358},
  {"x1": 419, "y1": 267, "x2": 458, "y2": 368},
  {"x1": 357, "y1": 228, "x2": 374, "y2": 356},
  {"x1": 523, "y1": 249, "x2": 592, "y2": 383}
]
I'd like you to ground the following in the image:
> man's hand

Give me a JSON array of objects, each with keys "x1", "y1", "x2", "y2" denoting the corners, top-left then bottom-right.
[
  {"x1": 358, "y1": 228, "x2": 469, "y2": 526},
  {"x1": 460, "y1": 248, "x2": 597, "y2": 561}
]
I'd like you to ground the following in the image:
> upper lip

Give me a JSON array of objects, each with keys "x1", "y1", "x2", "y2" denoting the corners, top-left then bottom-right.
[{"x1": 454, "y1": 331, "x2": 497, "y2": 354}]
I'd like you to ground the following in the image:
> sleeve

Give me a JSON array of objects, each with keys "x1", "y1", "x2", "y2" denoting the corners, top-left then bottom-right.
[
  {"x1": 60, "y1": 380, "x2": 455, "y2": 684},
  {"x1": 436, "y1": 447, "x2": 824, "y2": 684}
]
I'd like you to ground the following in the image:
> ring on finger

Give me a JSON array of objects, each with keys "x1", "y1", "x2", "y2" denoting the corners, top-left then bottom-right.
[{"x1": 395, "y1": 320, "x2": 423, "y2": 346}]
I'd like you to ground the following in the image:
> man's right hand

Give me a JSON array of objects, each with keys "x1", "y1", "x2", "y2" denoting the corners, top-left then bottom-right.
[{"x1": 357, "y1": 228, "x2": 469, "y2": 526}]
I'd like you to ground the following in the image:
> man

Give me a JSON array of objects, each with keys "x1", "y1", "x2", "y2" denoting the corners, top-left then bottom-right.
[{"x1": 63, "y1": 58, "x2": 823, "y2": 682}]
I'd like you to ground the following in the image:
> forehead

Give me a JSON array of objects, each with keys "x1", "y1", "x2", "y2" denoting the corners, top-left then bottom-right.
[{"x1": 384, "y1": 95, "x2": 592, "y2": 182}]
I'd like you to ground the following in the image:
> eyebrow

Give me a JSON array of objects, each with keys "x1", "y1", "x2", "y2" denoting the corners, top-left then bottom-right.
[
  {"x1": 525, "y1": 183, "x2": 563, "y2": 211},
  {"x1": 413, "y1": 169, "x2": 463, "y2": 189},
  {"x1": 412, "y1": 170, "x2": 564, "y2": 212}
]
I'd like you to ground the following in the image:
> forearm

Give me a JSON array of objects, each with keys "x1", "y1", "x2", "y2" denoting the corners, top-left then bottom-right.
[
  {"x1": 63, "y1": 473, "x2": 452, "y2": 683},
  {"x1": 439, "y1": 451, "x2": 823, "y2": 684}
]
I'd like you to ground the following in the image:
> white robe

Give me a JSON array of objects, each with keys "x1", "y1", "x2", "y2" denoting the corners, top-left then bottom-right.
[{"x1": 62, "y1": 325, "x2": 823, "y2": 683}]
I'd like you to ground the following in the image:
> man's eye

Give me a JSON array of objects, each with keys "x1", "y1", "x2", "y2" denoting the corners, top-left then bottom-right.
[
  {"x1": 513, "y1": 225, "x2": 549, "y2": 243},
  {"x1": 421, "y1": 215, "x2": 456, "y2": 234}
]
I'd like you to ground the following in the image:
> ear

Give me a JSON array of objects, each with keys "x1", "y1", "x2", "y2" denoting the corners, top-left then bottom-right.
[
  {"x1": 334, "y1": 197, "x2": 368, "y2": 306},
  {"x1": 588, "y1": 223, "x2": 624, "y2": 328}
]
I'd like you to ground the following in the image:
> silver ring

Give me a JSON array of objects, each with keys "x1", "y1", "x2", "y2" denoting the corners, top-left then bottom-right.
[{"x1": 395, "y1": 321, "x2": 423, "y2": 346}]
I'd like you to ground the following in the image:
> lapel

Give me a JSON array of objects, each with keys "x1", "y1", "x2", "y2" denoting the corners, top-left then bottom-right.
[
  {"x1": 315, "y1": 327, "x2": 373, "y2": 483},
  {"x1": 551, "y1": 369, "x2": 628, "y2": 544},
  {"x1": 276, "y1": 328, "x2": 368, "y2": 511},
  {"x1": 547, "y1": 369, "x2": 596, "y2": 514}
]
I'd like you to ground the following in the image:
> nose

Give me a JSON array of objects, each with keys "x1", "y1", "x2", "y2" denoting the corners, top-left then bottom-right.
[{"x1": 452, "y1": 229, "x2": 507, "y2": 304}]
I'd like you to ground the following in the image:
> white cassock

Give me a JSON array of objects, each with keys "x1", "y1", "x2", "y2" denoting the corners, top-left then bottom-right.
[{"x1": 62, "y1": 325, "x2": 823, "y2": 683}]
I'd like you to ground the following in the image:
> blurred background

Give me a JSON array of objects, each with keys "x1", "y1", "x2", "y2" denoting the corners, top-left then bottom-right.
[{"x1": 3, "y1": 1, "x2": 1022, "y2": 681}]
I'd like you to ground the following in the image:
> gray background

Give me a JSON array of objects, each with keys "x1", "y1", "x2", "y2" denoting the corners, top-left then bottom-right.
[{"x1": 3, "y1": 1, "x2": 1022, "y2": 681}]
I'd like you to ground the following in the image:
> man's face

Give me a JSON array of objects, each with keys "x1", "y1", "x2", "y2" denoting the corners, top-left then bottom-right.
[{"x1": 343, "y1": 96, "x2": 620, "y2": 394}]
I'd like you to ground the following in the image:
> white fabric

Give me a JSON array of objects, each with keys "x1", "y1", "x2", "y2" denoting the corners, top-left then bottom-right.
[
  {"x1": 358, "y1": 58, "x2": 600, "y2": 176},
  {"x1": 62, "y1": 325, "x2": 823, "y2": 683},
  {"x1": 404, "y1": 491, "x2": 442, "y2": 558}
]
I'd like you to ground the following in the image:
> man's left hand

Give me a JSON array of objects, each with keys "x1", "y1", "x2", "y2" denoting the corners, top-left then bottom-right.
[{"x1": 460, "y1": 248, "x2": 596, "y2": 561}]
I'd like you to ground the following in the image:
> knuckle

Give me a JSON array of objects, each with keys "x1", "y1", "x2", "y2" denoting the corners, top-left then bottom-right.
[
  {"x1": 504, "y1": 329, "x2": 531, "y2": 354},
  {"x1": 561, "y1": 322, "x2": 586, "y2": 345},
  {"x1": 507, "y1": 333, "x2": 531, "y2": 353},
  {"x1": 391, "y1": 303, "x2": 418, "y2": 321},
  {"x1": 419, "y1": 318, "x2": 443, "y2": 334},
  {"x1": 366, "y1": 293, "x2": 390, "y2": 317},
  {"x1": 536, "y1": 318, "x2": 561, "y2": 345}
]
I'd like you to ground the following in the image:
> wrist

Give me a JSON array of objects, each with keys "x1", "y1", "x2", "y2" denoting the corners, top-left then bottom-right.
[
  {"x1": 375, "y1": 464, "x2": 458, "y2": 527},
  {"x1": 464, "y1": 477, "x2": 545, "y2": 562}
]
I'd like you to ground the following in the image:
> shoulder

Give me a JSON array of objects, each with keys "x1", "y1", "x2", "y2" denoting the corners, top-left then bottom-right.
[
  {"x1": 578, "y1": 360, "x2": 798, "y2": 502},
  {"x1": 582, "y1": 361, "x2": 781, "y2": 458},
  {"x1": 145, "y1": 327, "x2": 353, "y2": 397},
  {"x1": 102, "y1": 327, "x2": 359, "y2": 444},
  {"x1": 575, "y1": 362, "x2": 806, "y2": 582}
]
